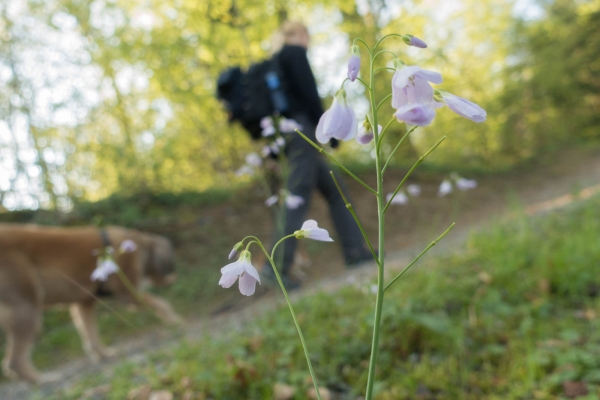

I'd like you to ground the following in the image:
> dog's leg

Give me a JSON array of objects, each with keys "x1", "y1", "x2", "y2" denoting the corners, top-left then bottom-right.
[
  {"x1": 139, "y1": 292, "x2": 184, "y2": 326},
  {"x1": 1, "y1": 302, "x2": 42, "y2": 384},
  {"x1": 70, "y1": 301, "x2": 115, "y2": 362}
]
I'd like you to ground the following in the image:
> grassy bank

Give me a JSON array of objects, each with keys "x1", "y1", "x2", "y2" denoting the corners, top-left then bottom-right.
[{"x1": 41, "y1": 192, "x2": 600, "y2": 399}]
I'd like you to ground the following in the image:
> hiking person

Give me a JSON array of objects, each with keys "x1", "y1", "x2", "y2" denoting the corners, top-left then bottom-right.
[{"x1": 264, "y1": 21, "x2": 373, "y2": 290}]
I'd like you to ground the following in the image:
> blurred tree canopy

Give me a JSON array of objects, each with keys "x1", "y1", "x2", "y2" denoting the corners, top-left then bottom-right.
[{"x1": 0, "y1": 0, "x2": 598, "y2": 210}]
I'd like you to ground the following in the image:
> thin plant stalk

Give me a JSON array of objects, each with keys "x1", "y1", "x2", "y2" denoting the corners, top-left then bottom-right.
[
  {"x1": 254, "y1": 239, "x2": 322, "y2": 400},
  {"x1": 385, "y1": 223, "x2": 455, "y2": 292},
  {"x1": 363, "y1": 39, "x2": 386, "y2": 400}
]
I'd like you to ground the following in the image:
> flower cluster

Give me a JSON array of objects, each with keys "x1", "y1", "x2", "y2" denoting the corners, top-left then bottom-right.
[
  {"x1": 235, "y1": 152, "x2": 263, "y2": 177},
  {"x1": 260, "y1": 116, "x2": 303, "y2": 137},
  {"x1": 90, "y1": 239, "x2": 137, "y2": 282},
  {"x1": 386, "y1": 184, "x2": 421, "y2": 206},
  {"x1": 314, "y1": 35, "x2": 486, "y2": 146},
  {"x1": 438, "y1": 173, "x2": 478, "y2": 197},
  {"x1": 265, "y1": 190, "x2": 305, "y2": 209},
  {"x1": 219, "y1": 220, "x2": 332, "y2": 296}
]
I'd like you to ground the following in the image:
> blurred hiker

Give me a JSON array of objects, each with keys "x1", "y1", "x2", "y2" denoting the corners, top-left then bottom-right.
[{"x1": 264, "y1": 21, "x2": 372, "y2": 290}]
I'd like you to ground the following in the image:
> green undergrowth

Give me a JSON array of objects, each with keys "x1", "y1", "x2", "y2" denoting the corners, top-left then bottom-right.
[{"x1": 42, "y1": 194, "x2": 600, "y2": 399}]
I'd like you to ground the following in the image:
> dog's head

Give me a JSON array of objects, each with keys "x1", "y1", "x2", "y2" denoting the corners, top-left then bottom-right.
[{"x1": 137, "y1": 233, "x2": 177, "y2": 286}]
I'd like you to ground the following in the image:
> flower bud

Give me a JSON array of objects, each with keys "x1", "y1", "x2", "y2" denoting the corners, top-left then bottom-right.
[
  {"x1": 228, "y1": 242, "x2": 244, "y2": 260},
  {"x1": 347, "y1": 45, "x2": 361, "y2": 82},
  {"x1": 402, "y1": 34, "x2": 427, "y2": 48}
]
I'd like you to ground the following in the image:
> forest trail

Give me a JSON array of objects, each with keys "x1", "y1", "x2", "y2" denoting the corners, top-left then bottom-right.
[{"x1": 2, "y1": 146, "x2": 600, "y2": 399}]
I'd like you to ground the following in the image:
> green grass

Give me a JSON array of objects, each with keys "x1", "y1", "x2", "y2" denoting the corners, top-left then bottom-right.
[{"x1": 37, "y1": 193, "x2": 600, "y2": 399}]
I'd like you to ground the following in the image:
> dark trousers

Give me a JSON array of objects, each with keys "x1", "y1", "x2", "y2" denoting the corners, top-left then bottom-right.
[{"x1": 270, "y1": 114, "x2": 367, "y2": 275}]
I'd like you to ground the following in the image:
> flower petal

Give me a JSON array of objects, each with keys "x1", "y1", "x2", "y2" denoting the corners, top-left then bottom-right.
[
  {"x1": 301, "y1": 220, "x2": 318, "y2": 230},
  {"x1": 414, "y1": 69, "x2": 443, "y2": 84},
  {"x1": 242, "y1": 262, "x2": 261, "y2": 284},
  {"x1": 307, "y1": 227, "x2": 334, "y2": 242},
  {"x1": 239, "y1": 273, "x2": 257, "y2": 296},
  {"x1": 392, "y1": 66, "x2": 422, "y2": 89},
  {"x1": 441, "y1": 92, "x2": 486, "y2": 123},
  {"x1": 219, "y1": 273, "x2": 239, "y2": 288},
  {"x1": 394, "y1": 104, "x2": 436, "y2": 126},
  {"x1": 221, "y1": 260, "x2": 245, "y2": 275}
]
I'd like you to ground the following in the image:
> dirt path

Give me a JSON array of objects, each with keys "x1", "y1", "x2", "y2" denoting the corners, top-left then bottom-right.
[{"x1": 2, "y1": 146, "x2": 600, "y2": 399}]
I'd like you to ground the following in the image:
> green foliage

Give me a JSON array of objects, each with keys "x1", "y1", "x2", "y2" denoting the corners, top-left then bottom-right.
[
  {"x1": 2, "y1": 0, "x2": 599, "y2": 208},
  {"x1": 42, "y1": 194, "x2": 600, "y2": 399}
]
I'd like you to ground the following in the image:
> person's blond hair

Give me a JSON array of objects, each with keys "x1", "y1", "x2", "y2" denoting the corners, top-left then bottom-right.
[{"x1": 270, "y1": 21, "x2": 308, "y2": 55}]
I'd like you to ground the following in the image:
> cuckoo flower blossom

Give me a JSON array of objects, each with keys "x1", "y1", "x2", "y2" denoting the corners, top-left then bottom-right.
[
  {"x1": 407, "y1": 184, "x2": 421, "y2": 197},
  {"x1": 347, "y1": 45, "x2": 361, "y2": 82},
  {"x1": 316, "y1": 89, "x2": 357, "y2": 143},
  {"x1": 285, "y1": 193, "x2": 305, "y2": 209},
  {"x1": 386, "y1": 191, "x2": 408, "y2": 205},
  {"x1": 279, "y1": 118, "x2": 303, "y2": 133},
  {"x1": 438, "y1": 179, "x2": 453, "y2": 197},
  {"x1": 219, "y1": 250, "x2": 260, "y2": 296},
  {"x1": 119, "y1": 239, "x2": 137, "y2": 253},
  {"x1": 392, "y1": 64, "x2": 443, "y2": 126},
  {"x1": 294, "y1": 220, "x2": 333, "y2": 242},
  {"x1": 91, "y1": 258, "x2": 119, "y2": 282},
  {"x1": 437, "y1": 91, "x2": 486, "y2": 123},
  {"x1": 456, "y1": 178, "x2": 478, "y2": 190},
  {"x1": 394, "y1": 104, "x2": 436, "y2": 126},
  {"x1": 265, "y1": 191, "x2": 305, "y2": 209}
]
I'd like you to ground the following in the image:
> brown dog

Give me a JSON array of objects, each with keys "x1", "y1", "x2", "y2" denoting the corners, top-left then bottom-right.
[{"x1": 0, "y1": 224, "x2": 182, "y2": 383}]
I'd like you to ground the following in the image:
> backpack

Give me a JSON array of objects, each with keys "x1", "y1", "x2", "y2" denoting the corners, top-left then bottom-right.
[{"x1": 217, "y1": 57, "x2": 289, "y2": 140}]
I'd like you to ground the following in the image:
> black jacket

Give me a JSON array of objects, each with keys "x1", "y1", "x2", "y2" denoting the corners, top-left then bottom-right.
[{"x1": 277, "y1": 45, "x2": 324, "y2": 127}]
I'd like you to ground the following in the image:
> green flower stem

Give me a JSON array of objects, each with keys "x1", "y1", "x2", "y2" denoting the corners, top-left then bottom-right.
[
  {"x1": 255, "y1": 241, "x2": 322, "y2": 400},
  {"x1": 383, "y1": 135, "x2": 446, "y2": 214},
  {"x1": 375, "y1": 93, "x2": 393, "y2": 112},
  {"x1": 381, "y1": 125, "x2": 417, "y2": 173},
  {"x1": 241, "y1": 235, "x2": 260, "y2": 244},
  {"x1": 384, "y1": 223, "x2": 455, "y2": 292},
  {"x1": 270, "y1": 234, "x2": 296, "y2": 261},
  {"x1": 329, "y1": 171, "x2": 379, "y2": 266},
  {"x1": 373, "y1": 50, "x2": 397, "y2": 63},
  {"x1": 353, "y1": 38, "x2": 372, "y2": 54},
  {"x1": 374, "y1": 33, "x2": 404, "y2": 50},
  {"x1": 116, "y1": 267, "x2": 144, "y2": 304},
  {"x1": 364, "y1": 42, "x2": 385, "y2": 400},
  {"x1": 356, "y1": 77, "x2": 371, "y2": 91},
  {"x1": 373, "y1": 67, "x2": 396, "y2": 74},
  {"x1": 376, "y1": 116, "x2": 397, "y2": 150},
  {"x1": 295, "y1": 129, "x2": 377, "y2": 195}
]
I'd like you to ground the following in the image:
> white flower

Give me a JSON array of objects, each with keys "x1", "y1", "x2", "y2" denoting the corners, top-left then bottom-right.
[
  {"x1": 219, "y1": 250, "x2": 261, "y2": 296},
  {"x1": 456, "y1": 178, "x2": 477, "y2": 191},
  {"x1": 279, "y1": 118, "x2": 303, "y2": 133},
  {"x1": 261, "y1": 117, "x2": 276, "y2": 137},
  {"x1": 285, "y1": 193, "x2": 305, "y2": 209},
  {"x1": 235, "y1": 165, "x2": 254, "y2": 177},
  {"x1": 316, "y1": 89, "x2": 357, "y2": 143},
  {"x1": 438, "y1": 179, "x2": 453, "y2": 197},
  {"x1": 119, "y1": 240, "x2": 137, "y2": 253},
  {"x1": 407, "y1": 184, "x2": 421, "y2": 197},
  {"x1": 245, "y1": 153, "x2": 262, "y2": 167},
  {"x1": 386, "y1": 191, "x2": 408, "y2": 205},
  {"x1": 294, "y1": 220, "x2": 333, "y2": 242},
  {"x1": 265, "y1": 194, "x2": 279, "y2": 207},
  {"x1": 91, "y1": 258, "x2": 119, "y2": 282}
]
